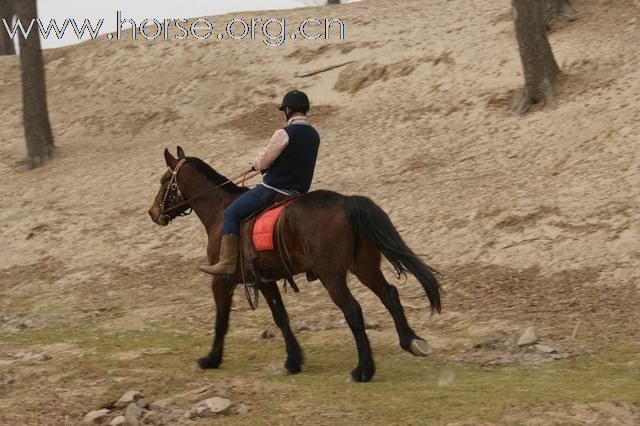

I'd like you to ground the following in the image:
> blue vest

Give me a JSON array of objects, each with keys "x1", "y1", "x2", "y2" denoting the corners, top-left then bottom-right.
[{"x1": 263, "y1": 122, "x2": 320, "y2": 194}]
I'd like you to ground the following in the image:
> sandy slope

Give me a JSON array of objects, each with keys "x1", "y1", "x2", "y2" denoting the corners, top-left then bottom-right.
[{"x1": 0, "y1": 0, "x2": 639, "y2": 424}]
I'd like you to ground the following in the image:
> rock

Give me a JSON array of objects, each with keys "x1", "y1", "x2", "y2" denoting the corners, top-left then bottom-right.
[
  {"x1": 148, "y1": 399, "x2": 172, "y2": 411},
  {"x1": 233, "y1": 403, "x2": 251, "y2": 415},
  {"x1": 124, "y1": 403, "x2": 142, "y2": 426},
  {"x1": 33, "y1": 352, "x2": 51, "y2": 361},
  {"x1": 261, "y1": 329, "x2": 275, "y2": 339},
  {"x1": 83, "y1": 409, "x2": 111, "y2": 425},
  {"x1": 365, "y1": 320, "x2": 381, "y2": 330},
  {"x1": 10, "y1": 351, "x2": 50, "y2": 362},
  {"x1": 110, "y1": 416, "x2": 125, "y2": 426},
  {"x1": 190, "y1": 397, "x2": 233, "y2": 418},
  {"x1": 116, "y1": 390, "x2": 144, "y2": 409},
  {"x1": 135, "y1": 398, "x2": 149, "y2": 409},
  {"x1": 141, "y1": 410, "x2": 161, "y2": 425},
  {"x1": 517, "y1": 327, "x2": 538, "y2": 347},
  {"x1": 534, "y1": 344, "x2": 557, "y2": 354}
]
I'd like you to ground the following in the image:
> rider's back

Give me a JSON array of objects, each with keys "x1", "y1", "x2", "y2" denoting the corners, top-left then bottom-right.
[{"x1": 263, "y1": 122, "x2": 320, "y2": 195}]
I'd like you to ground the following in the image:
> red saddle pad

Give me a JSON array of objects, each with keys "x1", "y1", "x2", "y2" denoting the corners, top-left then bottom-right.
[{"x1": 252, "y1": 204, "x2": 286, "y2": 251}]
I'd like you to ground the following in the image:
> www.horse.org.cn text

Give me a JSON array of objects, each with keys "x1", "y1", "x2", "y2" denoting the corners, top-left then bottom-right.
[{"x1": 2, "y1": 12, "x2": 347, "y2": 47}]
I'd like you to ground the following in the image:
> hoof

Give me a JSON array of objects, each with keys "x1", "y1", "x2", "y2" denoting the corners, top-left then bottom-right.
[
  {"x1": 284, "y1": 360, "x2": 302, "y2": 375},
  {"x1": 410, "y1": 339, "x2": 432, "y2": 357},
  {"x1": 350, "y1": 365, "x2": 375, "y2": 383},
  {"x1": 197, "y1": 355, "x2": 220, "y2": 370}
]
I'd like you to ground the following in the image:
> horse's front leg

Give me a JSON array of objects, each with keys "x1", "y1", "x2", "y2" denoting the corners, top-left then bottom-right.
[
  {"x1": 198, "y1": 276, "x2": 234, "y2": 369},
  {"x1": 259, "y1": 281, "x2": 304, "y2": 374}
]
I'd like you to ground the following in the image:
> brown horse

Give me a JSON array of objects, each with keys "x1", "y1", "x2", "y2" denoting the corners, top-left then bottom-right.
[{"x1": 148, "y1": 147, "x2": 441, "y2": 382}]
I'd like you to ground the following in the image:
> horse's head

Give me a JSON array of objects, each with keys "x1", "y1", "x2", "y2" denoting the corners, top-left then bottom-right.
[{"x1": 148, "y1": 146, "x2": 194, "y2": 226}]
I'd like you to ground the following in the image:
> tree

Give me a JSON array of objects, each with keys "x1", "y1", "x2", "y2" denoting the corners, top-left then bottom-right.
[
  {"x1": 512, "y1": 0, "x2": 560, "y2": 114},
  {"x1": 0, "y1": 0, "x2": 16, "y2": 55},
  {"x1": 13, "y1": 0, "x2": 55, "y2": 169},
  {"x1": 327, "y1": 0, "x2": 341, "y2": 4}
]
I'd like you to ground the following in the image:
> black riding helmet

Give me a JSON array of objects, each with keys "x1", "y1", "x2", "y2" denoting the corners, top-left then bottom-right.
[{"x1": 278, "y1": 90, "x2": 310, "y2": 114}]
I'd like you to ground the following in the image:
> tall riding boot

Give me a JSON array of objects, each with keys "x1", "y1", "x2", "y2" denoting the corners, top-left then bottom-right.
[{"x1": 198, "y1": 234, "x2": 239, "y2": 276}]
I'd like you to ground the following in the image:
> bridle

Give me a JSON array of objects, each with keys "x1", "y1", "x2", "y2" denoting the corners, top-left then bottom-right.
[
  {"x1": 158, "y1": 159, "x2": 190, "y2": 223},
  {"x1": 158, "y1": 159, "x2": 260, "y2": 223}
]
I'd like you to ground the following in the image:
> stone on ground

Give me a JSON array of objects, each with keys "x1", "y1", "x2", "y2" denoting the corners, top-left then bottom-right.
[
  {"x1": 83, "y1": 409, "x2": 111, "y2": 424},
  {"x1": 190, "y1": 397, "x2": 233, "y2": 418},
  {"x1": 124, "y1": 403, "x2": 142, "y2": 426},
  {"x1": 517, "y1": 327, "x2": 538, "y2": 346},
  {"x1": 115, "y1": 390, "x2": 144, "y2": 409},
  {"x1": 135, "y1": 398, "x2": 149, "y2": 409},
  {"x1": 148, "y1": 398, "x2": 173, "y2": 411},
  {"x1": 534, "y1": 344, "x2": 557, "y2": 354},
  {"x1": 10, "y1": 351, "x2": 50, "y2": 362},
  {"x1": 141, "y1": 410, "x2": 162, "y2": 425},
  {"x1": 110, "y1": 416, "x2": 125, "y2": 426},
  {"x1": 233, "y1": 403, "x2": 251, "y2": 415}
]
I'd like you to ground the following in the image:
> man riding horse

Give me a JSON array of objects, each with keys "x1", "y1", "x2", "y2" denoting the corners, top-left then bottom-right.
[
  {"x1": 198, "y1": 90, "x2": 320, "y2": 276},
  {"x1": 149, "y1": 100, "x2": 440, "y2": 380}
]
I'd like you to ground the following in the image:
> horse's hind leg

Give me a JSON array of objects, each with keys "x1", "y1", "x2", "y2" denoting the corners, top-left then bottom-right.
[
  {"x1": 198, "y1": 277, "x2": 234, "y2": 369},
  {"x1": 259, "y1": 281, "x2": 304, "y2": 374},
  {"x1": 321, "y1": 274, "x2": 375, "y2": 382},
  {"x1": 351, "y1": 244, "x2": 431, "y2": 356}
]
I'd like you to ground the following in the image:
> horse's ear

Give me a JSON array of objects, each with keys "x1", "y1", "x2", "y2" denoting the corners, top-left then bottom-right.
[
  {"x1": 164, "y1": 148, "x2": 177, "y2": 167},
  {"x1": 176, "y1": 146, "x2": 186, "y2": 159}
]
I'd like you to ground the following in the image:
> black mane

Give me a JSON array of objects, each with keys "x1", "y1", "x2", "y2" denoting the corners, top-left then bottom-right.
[{"x1": 186, "y1": 157, "x2": 247, "y2": 195}]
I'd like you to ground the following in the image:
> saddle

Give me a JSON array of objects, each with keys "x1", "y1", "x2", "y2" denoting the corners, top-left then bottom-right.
[
  {"x1": 252, "y1": 200, "x2": 294, "y2": 251},
  {"x1": 237, "y1": 195, "x2": 301, "y2": 308}
]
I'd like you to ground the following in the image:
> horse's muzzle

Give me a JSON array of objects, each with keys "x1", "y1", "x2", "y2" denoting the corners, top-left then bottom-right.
[{"x1": 148, "y1": 208, "x2": 169, "y2": 226}]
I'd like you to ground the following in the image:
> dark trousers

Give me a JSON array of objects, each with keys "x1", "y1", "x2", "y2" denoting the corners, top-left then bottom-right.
[{"x1": 222, "y1": 184, "x2": 277, "y2": 235}]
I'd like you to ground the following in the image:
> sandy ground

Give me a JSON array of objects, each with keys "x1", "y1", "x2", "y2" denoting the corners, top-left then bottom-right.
[{"x1": 1, "y1": 0, "x2": 639, "y2": 424}]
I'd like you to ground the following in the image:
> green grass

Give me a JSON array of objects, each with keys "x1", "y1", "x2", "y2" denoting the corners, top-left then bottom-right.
[{"x1": 2, "y1": 322, "x2": 639, "y2": 425}]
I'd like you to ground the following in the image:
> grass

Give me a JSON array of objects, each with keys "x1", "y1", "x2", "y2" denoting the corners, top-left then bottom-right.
[{"x1": 2, "y1": 320, "x2": 639, "y2": 425}]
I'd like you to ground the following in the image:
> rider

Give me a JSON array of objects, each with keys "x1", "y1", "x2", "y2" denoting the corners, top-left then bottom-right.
[{"x1": 199, "y1": 90, "x2": 321, "y2": 276}]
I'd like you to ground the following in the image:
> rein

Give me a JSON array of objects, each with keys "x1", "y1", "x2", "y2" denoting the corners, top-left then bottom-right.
[{"x1": 160, "y1": 160, "x2": 260, "y2": 218}]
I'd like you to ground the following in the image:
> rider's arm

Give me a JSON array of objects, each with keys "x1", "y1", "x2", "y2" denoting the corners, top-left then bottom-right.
[{"x1": 252, "y1": 129, "x2": 289, "y2": 172}]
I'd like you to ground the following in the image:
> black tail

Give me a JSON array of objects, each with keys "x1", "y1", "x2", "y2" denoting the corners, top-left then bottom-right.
[{"x1": 344, "y1": 195, "x2": 442, "y2": 314}]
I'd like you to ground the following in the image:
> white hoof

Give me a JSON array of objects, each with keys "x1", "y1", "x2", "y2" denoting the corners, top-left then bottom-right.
[{"x1": 410, "y1": 339, "x2": 432, "y2": 357}]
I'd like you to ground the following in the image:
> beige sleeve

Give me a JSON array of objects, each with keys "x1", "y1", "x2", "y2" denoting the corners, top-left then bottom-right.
[{"x1": 252, "y1": 129, "x2": 290, "y2": 172}]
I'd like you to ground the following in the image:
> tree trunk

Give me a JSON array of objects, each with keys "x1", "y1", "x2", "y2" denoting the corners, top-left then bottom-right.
[
  {"x1": 0, "y1": 0, "x2": 16, "y2": 55},
  {"x1": 543, "y1": 0, "x2": 576, "y2": 27},
  {"x1": 512, "y1": 0, "x2": 560, "y2": 114},
  {"x1": 15, "y1": 0, "x2": 54, "y2": 169}
]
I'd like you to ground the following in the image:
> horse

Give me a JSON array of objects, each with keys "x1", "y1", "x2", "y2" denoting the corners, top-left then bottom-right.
[{"x1": 148, "y1": 147, "x2": 442, "y2": 382}]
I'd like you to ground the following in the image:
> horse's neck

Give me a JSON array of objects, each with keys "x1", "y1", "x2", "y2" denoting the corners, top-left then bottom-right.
[{"x1": 189, "y1": 183, "x2": 238, "y2": 236}]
